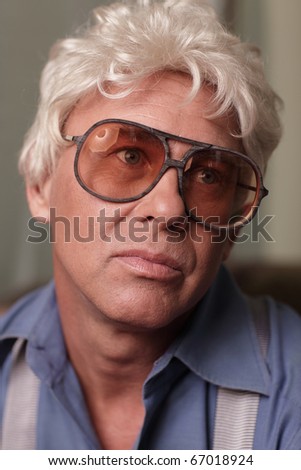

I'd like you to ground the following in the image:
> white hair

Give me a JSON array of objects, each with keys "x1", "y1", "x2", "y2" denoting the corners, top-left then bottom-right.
[{"x1": 19, "y1": 0, "x2": 283, "y2": 185}]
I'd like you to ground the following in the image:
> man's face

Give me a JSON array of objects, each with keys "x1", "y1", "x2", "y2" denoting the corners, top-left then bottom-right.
[{"x1": 30, "y1": 73, "x2": 242, "y2": 331}]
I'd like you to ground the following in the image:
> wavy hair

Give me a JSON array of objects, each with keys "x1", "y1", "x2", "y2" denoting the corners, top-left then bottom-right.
[{"x1": 19, "y1": 0, "x2": 283, "y2": 184}]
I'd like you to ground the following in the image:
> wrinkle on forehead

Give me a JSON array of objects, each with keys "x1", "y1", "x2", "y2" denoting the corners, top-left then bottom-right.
[
  {"x1": 76, "y1": 71, "x2": 212, "y2": 113},
  {"x1": 103, "y1": 70, "x2": 197, "y2": 101},
  {"x1": 67, "y1": 72, "x2": 242, "y2": 151}
]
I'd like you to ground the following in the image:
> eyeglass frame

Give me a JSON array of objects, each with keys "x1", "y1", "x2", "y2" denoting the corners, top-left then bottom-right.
[{"x1": 63, "y1": 118, "x2": 269, "y2": 230}]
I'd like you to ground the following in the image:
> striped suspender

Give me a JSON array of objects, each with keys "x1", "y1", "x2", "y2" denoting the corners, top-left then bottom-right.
[
  {"x1": 0, "y1": 338, "x2": 40, "y2": 450},
  {"x1": 213, "y1": 297, "x2": 269, "y2": 449},
  {"x1": 0, "y1": 298, "x2": 269, "y2": 450}
]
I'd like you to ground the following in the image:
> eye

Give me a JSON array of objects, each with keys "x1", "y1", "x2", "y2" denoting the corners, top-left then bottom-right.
[
  {"x1": 196, "y1": 168, "x2": 219, "y2": 185},
  {"x1": 116, "y1": 149, "x2": 142, "y2": 165}
]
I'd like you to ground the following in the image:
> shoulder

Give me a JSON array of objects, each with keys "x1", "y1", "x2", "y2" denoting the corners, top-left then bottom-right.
[
  {"x1": 257, "y1": 297, "x2": 301, "y2": 449},
  {"x1": 0, "y1": 281, "x2": 55, "y2": 340},
  {"x1": 265, "y1": 297, "x2": 301, "y2": 401},
  {"x1": 266, "y1": 297, "x2": 301, "y2": 361}
]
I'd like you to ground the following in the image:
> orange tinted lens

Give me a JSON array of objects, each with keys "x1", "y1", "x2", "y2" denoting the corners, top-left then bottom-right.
[
  {"x1": 77, "y1": 122, "x2": 165, "y2": 199},
  {"x1": 183, "y1": 150, "x2": 258, "y2": 227}
]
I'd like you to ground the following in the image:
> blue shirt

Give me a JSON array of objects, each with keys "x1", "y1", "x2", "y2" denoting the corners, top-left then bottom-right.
[{"x1": 1, "y1": 266, "x2": 301, "y2": 449}]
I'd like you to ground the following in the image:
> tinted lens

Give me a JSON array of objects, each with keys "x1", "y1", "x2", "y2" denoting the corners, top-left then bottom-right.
[
  {"x1": 183, "y1": 149, "x2": 259, "y2": 227},
  {"x1": 76, "y1": 122, "x2": 165, "y2": 200}
]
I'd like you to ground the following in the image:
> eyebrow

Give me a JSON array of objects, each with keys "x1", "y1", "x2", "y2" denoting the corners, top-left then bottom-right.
[{"x1": 118, "y1": 126, "x2": 159, "y2": 144}]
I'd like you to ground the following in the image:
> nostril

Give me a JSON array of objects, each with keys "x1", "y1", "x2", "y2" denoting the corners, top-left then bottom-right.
[{"x1": 145, "y1": 213, "x2": 188, "y2": 241}]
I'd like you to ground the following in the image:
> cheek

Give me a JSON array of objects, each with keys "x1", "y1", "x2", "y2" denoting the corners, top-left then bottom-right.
[
  {"x1": 48, "y1": 159, "x2": 102, "y2": 275},
  {"x1": 49, "y1": 151, "x2": 138, "y2": 224},
  {"x1": 47, "y1": 160, "x2": 135, "y2": 271},
  {"x1": 189, "y1": 226, "x2": 229, "y2": 280}
]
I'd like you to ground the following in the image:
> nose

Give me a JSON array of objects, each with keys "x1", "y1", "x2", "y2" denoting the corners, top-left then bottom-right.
[{"x1": 133, "y1": 167, "x2": 187, "y2": 225}]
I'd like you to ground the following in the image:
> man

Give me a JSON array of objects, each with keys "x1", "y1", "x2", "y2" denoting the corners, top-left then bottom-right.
[{"x1": 1, "y1": 0, "x2": 301, "y2": 450}]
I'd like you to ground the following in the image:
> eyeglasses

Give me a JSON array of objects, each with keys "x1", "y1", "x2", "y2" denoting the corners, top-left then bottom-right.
[{"x1": 64, "y1": 119, "x2": 268, "y2": 230}]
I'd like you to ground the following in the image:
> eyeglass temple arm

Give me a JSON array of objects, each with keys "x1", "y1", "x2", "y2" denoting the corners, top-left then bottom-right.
[
  {"x1": 237, "y1": 182, "x2": 257, "y2": 191},
  {"x1": 63, "y1": 135, "x2": 83, "y2": 145},
  {"x1": 238, "y1": 182, "x2": 269, "y2": 198}
]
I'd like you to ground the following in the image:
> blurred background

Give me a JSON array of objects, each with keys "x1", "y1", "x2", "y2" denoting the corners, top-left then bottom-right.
[{"x1": 0, "y1": 0, "x2": 300, "y2": 311}]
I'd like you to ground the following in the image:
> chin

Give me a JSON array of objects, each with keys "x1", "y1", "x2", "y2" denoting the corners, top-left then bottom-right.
[{"x1": 94, "y1": 298, "x2": 189, "y2": 332}]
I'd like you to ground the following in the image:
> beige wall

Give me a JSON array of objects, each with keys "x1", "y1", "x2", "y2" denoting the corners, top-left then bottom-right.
[
  {"x1": 261, "y1": 0, "x2": 301, "y2": 263},
  {"x1": 231, "y1": 0, "x2": 301, "y2": 264}
]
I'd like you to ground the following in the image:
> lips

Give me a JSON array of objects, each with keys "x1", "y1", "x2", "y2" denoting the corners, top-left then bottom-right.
[{"x1": 113, "y1": 249, "x2": 183, "y2": 280}]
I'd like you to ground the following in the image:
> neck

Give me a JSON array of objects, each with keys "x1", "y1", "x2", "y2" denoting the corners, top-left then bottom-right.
[
  {"x1": 54, "y1": 280, "x2": 189, "y2": 397},
  {"x1": 54, "y1": 277, "x2": 190, "y2": 450}
]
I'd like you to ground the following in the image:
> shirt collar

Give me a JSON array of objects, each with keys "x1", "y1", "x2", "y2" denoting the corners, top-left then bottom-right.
[{"x1": 173, "y1": 265, "x2": 270, "y2": 395}]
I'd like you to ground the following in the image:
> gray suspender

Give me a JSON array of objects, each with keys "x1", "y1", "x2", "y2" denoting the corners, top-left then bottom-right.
[
  {"x1": 0, "y1": 298, "x2": 269, "y2": 450},
  {"x1": 213, "y1": 297, "x2": 269, "y2": 449},
  {"x1": 0, "y1": 338, "x2": 39, "y2": 450},
  {"x1": 213, "y1": 389, "x2": 261, "y2": 449}
]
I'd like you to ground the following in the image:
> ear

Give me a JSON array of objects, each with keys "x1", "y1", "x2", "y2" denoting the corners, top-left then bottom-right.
[{"x1": 26, "y1": 178, "x2": 52, "y2": 222}]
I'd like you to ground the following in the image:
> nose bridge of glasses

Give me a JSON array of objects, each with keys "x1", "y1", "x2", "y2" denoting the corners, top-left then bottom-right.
[
  {"x1": 164, "y1": 158, "x2": 185, "y2": 170},
  {"x1": 158, "y1": 159, "x2": 185, "y2": 207}
]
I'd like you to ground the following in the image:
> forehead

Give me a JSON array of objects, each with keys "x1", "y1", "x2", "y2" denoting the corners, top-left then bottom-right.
[{"x1": 66, "y1": 72, "x2": 241, "y2": 150}]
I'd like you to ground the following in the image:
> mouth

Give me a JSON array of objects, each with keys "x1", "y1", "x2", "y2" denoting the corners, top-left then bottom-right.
[{"x1": 113, "y1": 249, "x2": 183, "y2": 281}]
